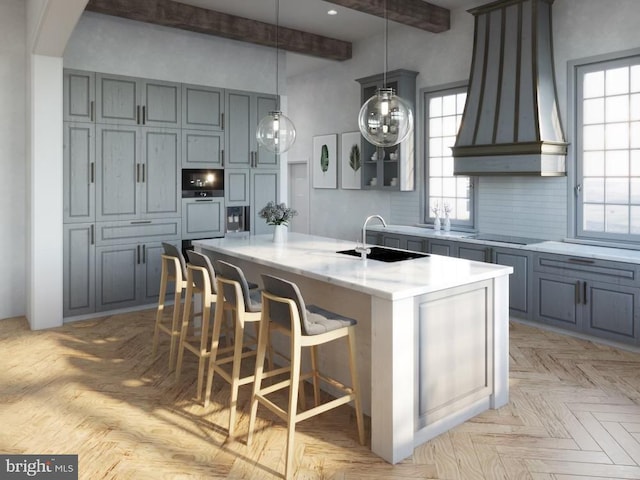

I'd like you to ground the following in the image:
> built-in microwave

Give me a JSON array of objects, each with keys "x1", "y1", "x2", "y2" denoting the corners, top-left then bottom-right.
[{"x1": 181, "y1": 169, "x2": 224, "y2": 197}]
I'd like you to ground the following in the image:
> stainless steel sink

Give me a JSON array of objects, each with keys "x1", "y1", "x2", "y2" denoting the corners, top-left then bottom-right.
[{"x1": 337, "y1": 246, "x2": 429, "y2": 262}]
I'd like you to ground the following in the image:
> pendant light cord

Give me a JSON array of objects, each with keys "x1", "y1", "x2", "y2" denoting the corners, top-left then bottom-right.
[
  {"x1": 383, "y1": 0, "x2": 388, "y2": 88},
  {"x1": 275, "y1": 0, "x2": 280, "y2": 110}
]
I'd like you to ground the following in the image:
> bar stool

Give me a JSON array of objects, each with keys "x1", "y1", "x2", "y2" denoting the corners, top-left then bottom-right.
[
  {"x1": 152, "y1": 242, "x2": 188, "y2": 370},
  {"x1": 175, "y1": 250, "x2": 219, "y2": 400},
  {"x1": 203, "y1": 260, "x2": 264, "y2": 438},
  {"x1": 247, "y1": 274, "x2": 365, "y2": 480}
]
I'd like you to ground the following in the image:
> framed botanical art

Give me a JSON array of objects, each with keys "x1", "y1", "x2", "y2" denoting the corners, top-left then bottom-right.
[
  {"x1": 312, "y1": 134, "x2": 337, "y2": 189},
  {"x1": 340, "y1": 132, "x2": 361, "y2": 190}
]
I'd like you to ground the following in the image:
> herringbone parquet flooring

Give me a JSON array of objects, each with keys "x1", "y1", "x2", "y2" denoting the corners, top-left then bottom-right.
[{"x1": 2, "y1": 310, "x2": 640, "y2": 479}]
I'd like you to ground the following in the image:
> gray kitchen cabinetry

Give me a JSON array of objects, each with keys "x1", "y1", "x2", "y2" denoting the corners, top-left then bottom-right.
[
  {"x1": 225, "y1": 89, "x2": 278, "y2": 169},
  {"x1": 355, "y1": 69, "x2": 418, "y2": 191},
  {"x1": 64, "y1": 69, "x2": 95, "y2": 123},
  {"x1": 95, "y1": 240, "x2": 176, "y2": 312},
  {"x1": 96, "y1": 73, "x2": 181, "y2": 128},
  {"x1": 95, "y1": 125, "x2": 180, "y2": 221},
  {"x1": 182, "y1": 198, "x2": 224, "y2": 239},
  {"x1": 457, "y1": 243, "x2": 492, "y2": 262},
  {"x1": 182, "y1": 84, "x2": 224, "y2": 131},
  {"x1": 182, "y1": 129, "x2": 224, "y2": 168},
  {"x1": 533, "y1": 253, "x2": 640, "y2": 344},
  {"x1": 429, "y1": 239, "x2": 455, "y2": 256},
  {"x1": 251, "y1": 170, "x2": 279, "y2": 235},
  {"x1": 493, "y1": 247, "x2": 532, "y2": 319},
  {"x1": 63, "y1": 223, "x2": 95, "y2": 317},
  {"x1": 379, "y1": 233, "x2": 428, "y2": 252},
  {"x1": 63, "y1": 122, "x2": 95, "y2": 223}
]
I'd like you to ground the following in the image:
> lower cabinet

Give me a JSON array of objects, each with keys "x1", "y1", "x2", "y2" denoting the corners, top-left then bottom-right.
[
  {"x1": 95, "y1": 240, "x2": 178, "y2": 312},
  {"x1": 493, "y1": 247, "x2": 532, "y2": 319},
  {"x1": 429, "y1": 239, "x2": 454, "y2": 256},
  {"x1": 182, "y1": 198, "x2": 224, "y2": 239},
  {"x1": 63, "y1": 223, "x2": 95, "y2": 317},
  {"x1": 225, "y1": 168, "x2": 279, "y2": 235},
  {"x1": 533, "y1": 253, "x2": 640, "y2": 344}
]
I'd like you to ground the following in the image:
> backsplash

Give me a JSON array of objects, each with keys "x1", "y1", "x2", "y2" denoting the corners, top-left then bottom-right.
[{"x1": 477, "y1": 176, "x2": 568, "y2": 240}]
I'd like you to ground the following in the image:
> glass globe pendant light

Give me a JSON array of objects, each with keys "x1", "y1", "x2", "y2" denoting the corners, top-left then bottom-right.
[
  {"x1": 256, "y1": 0, "x2": 296, "y2": 154},
  {"x1": 358, "y1": 0, "x2": 413, "y2": 147}
]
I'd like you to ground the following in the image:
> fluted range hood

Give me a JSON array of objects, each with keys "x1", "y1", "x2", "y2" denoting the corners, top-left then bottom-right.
[{"x1": 452, "y1": 0, "x2": 567, "y2": 176}]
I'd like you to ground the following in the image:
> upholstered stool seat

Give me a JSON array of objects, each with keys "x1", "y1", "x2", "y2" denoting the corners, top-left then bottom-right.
[
  {"x1": 152, "y1": 242, "x2": 188, "y2": 370},
  {"x1": 247, "y1": 274, "x2": 365, "y2": 480}
]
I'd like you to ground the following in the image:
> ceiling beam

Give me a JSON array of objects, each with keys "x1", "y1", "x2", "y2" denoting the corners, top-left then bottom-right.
[
  {"x1": 84, "y1": 0, "x2": 352, "y2": 61},
  {"x1": 325, "y1": 0, "x2": 450, "y2": 33}
]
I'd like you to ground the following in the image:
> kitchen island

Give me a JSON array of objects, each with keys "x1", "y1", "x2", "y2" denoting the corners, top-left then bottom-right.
[{"x1": 194, "y1": 232, "x2": 512, "y2": 464}]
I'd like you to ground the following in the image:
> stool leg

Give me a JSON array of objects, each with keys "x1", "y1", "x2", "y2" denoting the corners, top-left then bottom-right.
[
  {"x1": 228, "y1": 309, "x2": 245, "y2": 438},
  {"x1": 152, "y1": 265, "x2": 169, "y2": 358},
  {"x1": 168, "y1": 283, "x2": 182, "y2": 371},
  {"x1": 310, "y1": 345, "x2": 320, "y2": 407},
  {"x1": 247, "y1": 316, "x2": 270, "y2": 447},
  {"x1": 347, "y1": 327, "x2": 365, "y2": 445},
  {"x1": 204, "y1": 290, "x2": 225, "y2": 408},
  {"x1": 175, "y1": 281, "x2": 193, "y2": 383},
  {"x1": 285, "y1": 337, "x2": 302, "y2": 480},
  {"x1": 195, "y1": 295, "x2": 212, "y2": 401}
]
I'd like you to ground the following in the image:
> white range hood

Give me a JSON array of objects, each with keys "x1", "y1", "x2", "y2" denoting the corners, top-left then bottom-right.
[{"x1": 452, "y1": 0, "x2": 568, "y2": 176}]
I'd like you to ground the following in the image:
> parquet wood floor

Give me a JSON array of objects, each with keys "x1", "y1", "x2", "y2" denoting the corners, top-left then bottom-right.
[{"x1": 2, "y1": 310, "x2": 640, "y2": 479}]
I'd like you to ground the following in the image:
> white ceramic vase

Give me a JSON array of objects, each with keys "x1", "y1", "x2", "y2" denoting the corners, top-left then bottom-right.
[
  {"x1": 434, "y1": 216, "x2": 441, "y2": 232},
  {"x1": 444, "y1": 215, "x2": 451, "y2": 232},
  {"x1": 273, "y1": 224, "x2": 288, "y2": 243}
]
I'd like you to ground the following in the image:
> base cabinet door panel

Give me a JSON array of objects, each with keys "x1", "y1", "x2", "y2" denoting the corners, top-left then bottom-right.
[
  {"x1": 457, "y1": 244, "x2": 489, "y2": 262},
  {"x1": 534, "y1": 273, "x2": 581, "y2": 331},
  {"x1": 63, "y1": 223, "x2": 95, "y2": 317},
  {"x1": 96, "y1": 244, "x2": 139, "y2": 311},
  {"x1": 182, "y1": 198, "x2": 224, "y2": 239},
  {"x1": 429, "y1": 240, "x2": 454, "y2": 256},
  {"x1": 584, "y1": 282, "x2": 639, "y2": 343},
  {"x1": 494, "y1": 248, "x2": 532, "y2": 319}
]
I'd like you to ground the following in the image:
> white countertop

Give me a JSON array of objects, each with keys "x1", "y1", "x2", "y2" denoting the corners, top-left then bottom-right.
[
  {"x1": 193, "y1": 232, "x2": 512, "y2": 301},
  {"x1": 369, "y1": 225, "x2": 640, "y2": 264}
]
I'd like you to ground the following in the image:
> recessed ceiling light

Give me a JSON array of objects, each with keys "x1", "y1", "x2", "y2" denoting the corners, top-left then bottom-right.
[{"x1": 327, "y1": 9, "x2": 338, "y2": 15}]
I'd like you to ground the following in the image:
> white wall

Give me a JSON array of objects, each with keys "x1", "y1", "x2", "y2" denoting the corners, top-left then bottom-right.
[
  {"x1": 288, "y1": 0, "x2": 640, "y2": 242},
  {"x1": 0, "y1": 0, "x2": 26, "y2": 320}
]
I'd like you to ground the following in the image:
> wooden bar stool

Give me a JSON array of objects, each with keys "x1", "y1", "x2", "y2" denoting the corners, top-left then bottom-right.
[
  {"x1": 203, "y1": 260, "x2": 264, "y2": 438},
  {"x1": 175, "y1": 250, "x2": 219, "y2": 400},
  {"x1": 152, "y1": 242, "x2": 188, "y2": 370},
  {"x1": 247, "y1": 274, "x2": 365, "y2": 480}
]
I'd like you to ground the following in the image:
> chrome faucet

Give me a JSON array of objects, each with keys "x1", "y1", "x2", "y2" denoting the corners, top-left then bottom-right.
[{"x1": 355, "y1": 215, "x2": 387, "y2": 260}]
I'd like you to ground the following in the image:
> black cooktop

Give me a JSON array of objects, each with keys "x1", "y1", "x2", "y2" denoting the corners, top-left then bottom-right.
[{"x1": 466, "y1": 233, "x2": 545, "y2": 245}]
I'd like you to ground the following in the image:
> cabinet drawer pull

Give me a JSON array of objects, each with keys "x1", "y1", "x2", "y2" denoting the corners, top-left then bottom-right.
[
  {"x1": 221, "y1": 112, "x2": 224, "y2": 130},
  {"x1": 195, "y1": 199, "x2": 213, "y2": 202},
  {"x1": 255, "y1": 150, "x2": 259, "y2": 167},
  {"x1": 575, "y1": 281, "x2": 581, "y2": 304},
  {"x1": 137, "y1": 245, "x2": 141, "y2": 264},
  {"x1": 90, "y1": 162, "x2": 95, "y2": 183},
  {"x1": 136, "y1": 164, "x2": 140, "y2": 182},
  {"x1": 142, "y1": 244, "x2": 146, "y2": 263},
  {"x1": 221, "y1": 149, "x2": 224, "y2": 167},
  {"x1": 90, "y1": 224, "x2": 94, "y2": 245},
  {"x1": 142, "y1": 164, "x2": 145, "y2": 183},
  {"x1": 130, "y1": 220, "x2": 152, "y2": 224},
  {"x1": 142, "y1": 105, "x2": 146, "y2": 125},
  {"x1": 568, "y1": 257, "x2": 595, "y2": 264},
  {"x1": 583, "y1": 281, "x2": 588, "y2": 304},
  {"x1": 90, "y1": 100, "x2": 94, "y2": 122},
  {"x1": 137, "y1": 105, "x2": 140, "y2": 124}
]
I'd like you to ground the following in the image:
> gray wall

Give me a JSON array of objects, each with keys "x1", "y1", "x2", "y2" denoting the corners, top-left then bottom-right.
[
  {"x1": 288, "y1": 0, "x2": 640, "y2": 242},
  {"x1": 0, "y1": 0, "x2": 26, "y2": 320}
]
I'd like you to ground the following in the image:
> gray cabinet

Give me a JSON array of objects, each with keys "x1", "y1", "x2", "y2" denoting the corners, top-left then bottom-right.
[
  {"x1": 96, "y1": 240, "x2": 177, "y2": 311},
  {"x1": 355, "y1": 69, "x2": 418, "y2": 191},
  {"x1": 225, "y1": 89, "x2": 277, "y2": 169},
  {"x1": 457, "y1": 243, "x2": 491, "y2": 262},
  {"x1": 429, "y1": 239, "x2": 454, "y2": 256},
  {"x1": 182, "y1": 84, "x2": 224, "y2": 131},
  {"x1": 64, "y1": 69, "x2": 95, "y2": 123},
  {"x1": 182, "y1": 198, "x2": 224, "y2": 239},
  {"x1": 533, "y1": 253, "x2": 640, "y2": 344},
  {"x1": 379, "y1": 233, "x2": 428, "y2": 252},
  {"x1": 95, "y1": 125, "x2": 180, "y2": 221},
  {"x1": 64, "y1": 122, "x2": 95, "y2": 223},
  {"x1": 251, "y1": 170, "x2": 279, "y2": 235},
  {"x1": 182, "y1": 129, "x2": 224, "y2": 168},
  {"x1": 96, "y1": 73, "x2": 181, "y2": 128},
  {"x1": 493, "y1": 247, "x2": 532, "y2": 319},
  {"x1": 63, "y1": 223, "x2": 95, "y2": 317}
]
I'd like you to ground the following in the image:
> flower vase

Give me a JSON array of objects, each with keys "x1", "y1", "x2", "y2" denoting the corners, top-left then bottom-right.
[
  {"x1": 434, "y1": 216, "x2": 441, "y2": 232},
  {"x1": 272, "y1": 224, "x2": 287, "y2": 243},
  {"x1": 443, "y1": 215, "x2": 451, "y2": 232}
]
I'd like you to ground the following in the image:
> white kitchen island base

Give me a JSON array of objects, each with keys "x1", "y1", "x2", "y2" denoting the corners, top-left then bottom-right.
[{"x1": 195, "y1": 233, "x2": 511, "y2": 464}]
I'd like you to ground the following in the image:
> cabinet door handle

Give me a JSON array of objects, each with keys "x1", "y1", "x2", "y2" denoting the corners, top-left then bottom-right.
[
  {"x1": 137, "y1": 105, "x2": 141, "y2": 124},
  {"x1": 583, "y1": 281, "x2": 588, "y2": 304},
  {"x1": 136, "y1": 164, "x2": 140, "y2": 182},
  {"x1": 568, "y1": 257, "x2": 595, "y2": 264},
  {"x1": 575, "y1": 281, "x2": 581, "y2": 304},
  {"x1": 250, "y1": 151, "x2": 254, "y2": 167},
  {"x1": 142, "y1": 164, "x2": 145, "y2": 183},
  {"x1": 142, "y1": 244, "x2": 146, "y2": 264},
  {"x1": 255, "y1": 150, "x2": 259, "y2": 167},
  {"x1": 130, "y1": 220, "x2": 152, "y2": 224},
  {"x1": 221, "y1": 149, "x2": 224, "y2": 167},
  {"x1": 90, "y1": 100, "x2": 94, "y2": 122},
  {"x1": 142, "y1": 105, "x2": 146, "y2": 125},
  {"x1": 90, "y1": 162, "x2": 95, "y2": 183},
  {"x1": 221, "y1": 112, "x2": 224, "y2": 130},
  {"x1": 90, "y1": 224, "x2": 94, "y2": 245},
  {"x1": 137, "y1": 245, "x2": 141, "y2": 264}
]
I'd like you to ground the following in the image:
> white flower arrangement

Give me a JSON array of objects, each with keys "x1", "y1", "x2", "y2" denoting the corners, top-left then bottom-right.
[{"x1": 258, "y1": 201, "x2": 298, "y2": 226}]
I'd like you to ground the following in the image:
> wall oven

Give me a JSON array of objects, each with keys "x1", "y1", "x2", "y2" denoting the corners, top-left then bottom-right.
[{"x1": 181, "y1": 168, "x2": 224, "y2": 197}]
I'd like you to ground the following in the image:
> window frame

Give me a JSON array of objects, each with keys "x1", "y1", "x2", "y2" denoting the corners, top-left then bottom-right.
[
  {"x1": 422, "y1": 81, "x2": 477, "y2": 230},
  {"x1": 569, "y1": 48, "x2": 640, "y2": 245}
]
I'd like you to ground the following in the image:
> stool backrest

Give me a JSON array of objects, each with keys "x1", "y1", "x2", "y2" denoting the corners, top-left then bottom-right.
[
  {"x1": 260, "y1": 274, "x2": 309, "y2": 335},
  {"x1": 186, "y1": 250, "x2": 217, "y2": 294},
  {"x1": 215, "y1": 260, "x2": 258, "y2": 312},
  {"x1": 162, "y1": 242, "x2": 188, "y2": 279}
]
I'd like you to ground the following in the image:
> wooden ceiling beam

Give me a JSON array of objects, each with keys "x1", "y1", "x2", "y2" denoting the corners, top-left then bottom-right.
[
  {"x1": 84, "y1": 0, "x2": 352, "y2": 61},
  {"x1": 325, "y1": 0, "x2": 450, "y2": 33}
]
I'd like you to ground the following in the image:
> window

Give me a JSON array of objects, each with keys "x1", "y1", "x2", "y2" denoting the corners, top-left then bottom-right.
[
  {"x1": 576, "y1": 54, "x2": 640, "y2": 242},
  {"x1": 424, "y1": 85, "x2": 473, "y2": 227}
]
